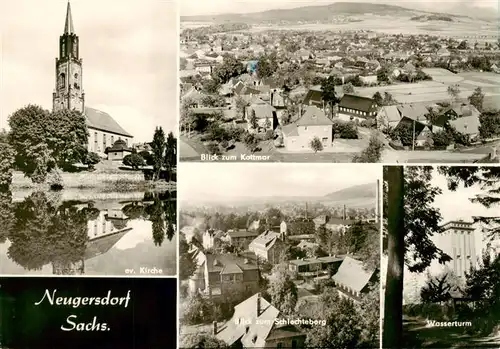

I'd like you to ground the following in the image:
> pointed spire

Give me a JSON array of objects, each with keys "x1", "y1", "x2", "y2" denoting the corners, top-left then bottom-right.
[{"x1": 64, "y1": 1, "x2": 75, "y2": 34}]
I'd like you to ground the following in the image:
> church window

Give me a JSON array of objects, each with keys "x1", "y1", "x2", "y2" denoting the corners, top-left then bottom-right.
[
  {"x1": 62, "y1": 42, "x2": 66, "y2": 57},
  {"x1": 59, "y1": 73, "x2": 66, "y2": 88}
]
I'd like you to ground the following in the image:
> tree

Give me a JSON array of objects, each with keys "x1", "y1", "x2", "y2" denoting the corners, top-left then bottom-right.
[
  {"x1": 457, "y1": 40, "x2": 468, "y2": 50},
  {"x1": 182, "y1": 333, "x2": 228, "y2": 349},
  {"x1": 243, "y1": 132, "x2": 259, "y2": 153},
  {"x1": 468, "y1": 87, "x2": 485, "y2": 112},
  {"x1": 372, "y1": 92, "x2": 383, "y2": 107},
  {"x1": 123, "y1": 153, "x2": 144, "y2": 170},
  {"x1": 83, "y1": 152, "x2": 100, "y2": 171},
  {"x1": 358, "y1": 282, "x2": 380, "y2": 347},
  {"x1": 377, "y1": 67, "x2": 390, "y2": 83},
  {"x1": 8, "y1": 105, "x2": 88, "y2": 183},
  {"x1": 352, "y1": 133, "x2": 384, "y2": 163},
  {"x1": 321, "y1": 76, "x2": 341, "y2": 118},
  {"x1": 256, "y1": 55, "x2": 277, "y2": 79},
  {"x1": 0, "y1": 141, "x2": 15, "y2": 189},
  {"x1": 431, "y1": 130, "x2": 453, "y2": 148},
  {"x1": 309, "y1": 137, "x2": 323, "y2": 153},
  {"x1": 151, "y1": 127, "x2": 165, "y2": 181},
  {"x1": 264, "y1": 117, "x2": 272, "y2": 130},
  {"x1": 447, "y1": 84, "x2": 461, "y2": 102},
  {"x1": 267, "y1": 265, "x2": 298, "y2": 315},
  {"x1": 203, "y1": 79, "x2": 222, "y2": 94},
  {"x1": 249, "y1": 109, "x2": 259, "y2": 130},
  {"x1": 235, "y1": 96, "x2": 247, "y2": 120},
  {"x1": 305, "y1": 288, "x2": 362, "y2": 348},
  {"x1": 212, "y1": 55, "x2": 245, "y2": 84},
  {"x1": 383, "y1": 167, "x2": 453, "y2": 347},
  {"x1": 343, "y1": 82, "x2": 355, "y2": 94},
  {"x1": 164, "y1": 132, "x2": 176, "y2": 180},
  {"x1": 420, "y1": 270, "x2": 462, "y2": 303},
  {"x1": 382, "y1": 92, "x2": 398, "y2": 106},
  {"x1": 478, "y1": 111, "x2": 500, "y2": 140},
  {"x1": 180, "y1": 235, "x2": 197, "y2": 280}
]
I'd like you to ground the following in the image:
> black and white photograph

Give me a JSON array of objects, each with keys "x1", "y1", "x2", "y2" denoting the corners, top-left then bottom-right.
[
  {"x1": 0, "y1": 0, "x2": 177, "y2": 276},
  {"x1": 382, "y1": 166, "x2": 500, "y2": 348},
  {"x1": 179, "y1": 0, "x2": 499, "y2": 163},
  {"x1": 178, "y1": 163, "x2": 380, "y2": 348},
  {"x1": 0, "y1": 277, "x2": 177, "y2": 349}
]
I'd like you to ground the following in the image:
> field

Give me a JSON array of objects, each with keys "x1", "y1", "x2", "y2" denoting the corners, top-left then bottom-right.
[
  {"x1": 182, "y1": 15, "x2": 498, "y2": 41},
  {"x1": 355, "y1": 70, "x2": 500, "y2": 105}
]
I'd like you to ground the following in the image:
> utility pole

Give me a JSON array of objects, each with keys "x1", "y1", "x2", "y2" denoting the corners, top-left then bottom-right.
[{"x1": 412, "y1": 119, "x2": 416, "y2": 151}]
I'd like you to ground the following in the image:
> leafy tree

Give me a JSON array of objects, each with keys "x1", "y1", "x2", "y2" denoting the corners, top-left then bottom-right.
[
  {"x1": 377, "y1": 67, "x2": 390, "y2": 83},
  {"x1": 264, "y1": 117, "x2": 272, "y2": 130},
  {"x1": 358, "y1": 282, "x2": 380, "y2": 346},
  {"x1": 164, "y1": 132, "x2": 176, "y2": 180},
  {"x1": 203, "y1": 79, "x2": 222, "y2": 94},
  {"x1": 352, "y1": 133, "x2": 384, "y2": 163},
  {"x1": 457, "y1": 40, "x2": 468, "y2": 50},
  {"x1": 0, "y1": 141, "x2": 15, "y2": 189},
  {"x1": 123, "y1": 153, "x2": 144, "y2": 170},
  {"x1": 256, "y1": 55, "x2": 277, "y2": 79},
  {"x1": 235, "y1": 96, "x2": 247, "y2": 120},
  {"x1": 420, "y1": 270, "x2": 462, "y2": 303},
  {"x1": 468, "y1": 87, "x2": 485, "y2": 112},
  {"x1": 447, "y1": 84, "x2": 461, "y2": 102},
  {"x1": 383, "y1": 167, "x2": 451, "y2": 348},
  {"x1": 151, "y1": 127, "x2": 165, "y2": 180},
  {"x1": 182, "y1": 333, "x2": 228, "y2": 349},
  {"x1": 382, "y1": 92, "x2": 398, "y2": 106},
  {"x1": 8, "y1": 105, "x2": 88, "y2": 183},
  {"x1": 180, "y1": 234, "x2": 197, "y2": 280},
  {"x1": 243, "y1": 132, "x2": 259, "y2": 153},
  {"x1": 431, "y1": 130, "x2": 453, "y2": 148},
  {"x1": 182, "y1": 293, "x2": 213, "y2": 325},
  {"x1": 267, "y1": 264, "x2": 298, "y2": 315},
  {"x1": 392, "y1": 123, "x2": 414, "y2": 146},
  {"x1": 321, "y1": 76, "x2": 341, "y2": 118},
  {"x1": 372, "y1": 92, "x2": 383, "y2": 106},
  {"x1": 478, "y1": 111, "x2": 500, "y2": 140},
  {"x1": 83, "y1": 152, "x2": 100, "y2": 171},
  {"x1": 212, "y1": 55, "x2": 245, "y2": 84},
  {"x1": 309, "y1": 137, "x2": 323, "y2": 153},
  {"x1": 249, "y1": 109, "x2": 258, "y2": 129},
  {"x1": 343, "y1": 82, "x2": 355, "y2": 94},
  {"x1": 332, "y1": 121, "x2": 358, "y2": 139},
  {"x1": 0, "y1": 191, "x2": 14, "y2": 244},
  {"x1": 305, "y1": 288, "x2": 362, "y2": 349}
]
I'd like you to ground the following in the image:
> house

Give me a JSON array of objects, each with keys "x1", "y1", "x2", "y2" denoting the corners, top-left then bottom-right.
[
  {"x1": 377, "y1": 105, "x2": 402, "y2": 132},
  {"x1": 246, "y1": 102, "x2": 278, "y2": 132},
  {"x1": 359, "y1": 75, "x2": 378, "y2": 85},
  {"x1": 105, "y1": 139, "x2": 132, "y2": 161},
  {"x1": 437, "y1": 47, "x2": 451, "y2": 57},
  {"x1": 194, "y1": 61, "x2": 213, "y2": 73},
  {"x1": 337, "y1": 94, "x2": 378, "y2": 122},
  {"x1": 249, "y1": 230, "x2": 285, "y2": 264},
  {"x1": 188, "y1": 253, "x2": 260, "y2": 298},
  {"x1": 215, "y1": 293, "x2": 306, "y2": 348},
  {"x1": 288, "y1": 255, "x2": 344, "y2": 278},
  {"x1": 332, "y1": 256, "x2": 378, "y2": 302},
  {"x1": 449, "y1": 115, "x2": 480, "y2": 141},
  {"x1": 281, "y1": 106, "x2": 334, "y2": 151},
  {"x1": 313, "y1": 209, "x2": 354, "y2": 232},
  {"x1": 225, "y1": 229, "x2": 260, "y2": 250}
]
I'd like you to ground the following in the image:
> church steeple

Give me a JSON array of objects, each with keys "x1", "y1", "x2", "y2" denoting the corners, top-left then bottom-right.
[
  {"x1": 53, "y1": 1, "x2": 85, "y2": 113},
  {"x1": 64, "y1": 1, "x2": 75, "y2": 35}
]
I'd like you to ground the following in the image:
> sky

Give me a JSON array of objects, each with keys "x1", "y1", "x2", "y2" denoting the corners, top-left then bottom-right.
[
  {"x1": 179, "y1": 163, "x2": 379, "y2": 202},
  {"x1": 0, "y1": 0, "x2": 178, "y2": 143},
  {"x1": 180, "y1": 0, "x2": 498, "y2": 16},
  {"x1": 431, "y1": 169, "x2": 498, "y2": 224}
]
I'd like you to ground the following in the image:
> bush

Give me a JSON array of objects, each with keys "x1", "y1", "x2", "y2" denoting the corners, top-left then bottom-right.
[
  {"x1": 0, "y1": 143, "x2": 15, "y2": 189},
  {"x1": 431, "y1": 130, "x2": 452, "y2": 148},
  {"x1": 47, "y1": 166, "x2": 64, "y2": 191},
  {"x1": 123, "y1": 153, "x2": 144, "y2": 170},
  {"x1": 226, "y1": 125, "x2": 245, "y2": 142},
  {"x1": 310, "y1": 137, "x2": 324, "y2": 153},
  {"x1": 83, "y1": 152, "x2": 100, "y2": 171},
  {"x1": 264, "y1": 129, "x2": 274, "y2": 140},
  {"x1": 333, "y1": 121, "x2": 358, "y2": 139},
  {"x1": 206, "y1": 142, "x2": 222, "y2": 155}
]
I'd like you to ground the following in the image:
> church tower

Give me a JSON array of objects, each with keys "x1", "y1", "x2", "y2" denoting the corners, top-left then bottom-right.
[{"x1": 53, "y1": 1, "x2": 85, "y2": 113}]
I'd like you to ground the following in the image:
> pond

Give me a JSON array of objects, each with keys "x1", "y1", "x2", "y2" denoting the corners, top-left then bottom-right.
[{"x1": 0, "y1": 190, "x2": 177, "y2": 276}]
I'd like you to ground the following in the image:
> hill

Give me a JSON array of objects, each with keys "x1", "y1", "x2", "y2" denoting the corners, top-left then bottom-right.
[
  {"x1": 181, "y1": 2, "x2": 459, "y2": 23},
  {"x1": 323, "y1": 182, "x2": 376, "y2": 201}
]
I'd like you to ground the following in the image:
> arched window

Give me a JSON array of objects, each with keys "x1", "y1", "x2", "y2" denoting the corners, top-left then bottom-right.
[{"x1": 59, "y1": 73, "x2": 66, "y2": 88}]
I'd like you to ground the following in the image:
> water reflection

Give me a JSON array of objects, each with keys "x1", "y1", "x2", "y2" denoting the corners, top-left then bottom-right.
[{"x1": 0, "y1": 190, "x2": 176, "y2": 275}]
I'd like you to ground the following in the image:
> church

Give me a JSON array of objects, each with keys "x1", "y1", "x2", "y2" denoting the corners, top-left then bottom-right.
[{"x1": 52, "y1": 2, "x2": 133, "y2": 158}]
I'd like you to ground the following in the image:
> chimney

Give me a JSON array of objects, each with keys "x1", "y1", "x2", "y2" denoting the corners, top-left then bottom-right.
[
  {"x1": 343, "y1": 205, "x2": 347, "y2": 220},
  {"x1": 213, "y1": 321, "x2": 218, "y2": 335},
  {"x1": 257, "y1": 293, "x2": 261, "y2": 315}
]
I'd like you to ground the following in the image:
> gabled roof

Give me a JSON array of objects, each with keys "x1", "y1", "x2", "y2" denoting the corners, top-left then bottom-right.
[
  {"x1": 339, "y1": 94, "x2": 376, "y2": 113},
  {"x1": 226, "y1": 229, "x2": 259, "y2": 239},
  {"x1": 332, "y1": 256, "x2": 376, "y2": 293},
  {"x1": 379, "y1": 105, "x2": 401, "y2": 123},
  {"x1": 449, "y1": 115, "x2": 480, "y2": 136},
  {"x1": 205, "y1": 253, "x2": 258, "y2": 274},
  {"x1": 85, "y1": 107, "x2": 133, "y2": 138},
  {"x1": 396, "y1": 103, "x2": 429, "y2": 123},
  {"x1": 250, "y1": 231, "x2": 281, "y2": 251},
  {"x1": 251, "y1": 103, "x2": 276, "y2": 119},
  {"x1": 295, "y1": 106, "x2": 333, "y2": 126}
]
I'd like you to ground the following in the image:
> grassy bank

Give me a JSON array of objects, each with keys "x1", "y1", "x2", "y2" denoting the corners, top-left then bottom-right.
[{"x1": 11, "y1": 171, "x2": 176, "y2": 192}]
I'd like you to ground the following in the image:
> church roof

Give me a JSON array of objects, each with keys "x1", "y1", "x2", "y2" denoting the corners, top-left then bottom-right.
[
  {"x1": 64, "y1": 1, "x2": 75, "y2": 34},
  {"x1": 85, "y1": 107, "x2": 133, "y2": 138}
]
